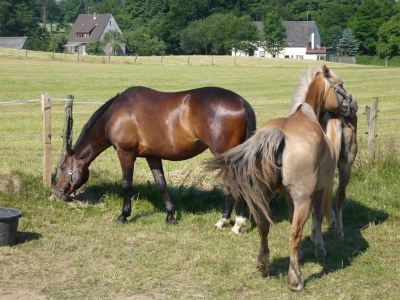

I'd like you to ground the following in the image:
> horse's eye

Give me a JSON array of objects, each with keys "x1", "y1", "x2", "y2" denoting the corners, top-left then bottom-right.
[{"x1": 60, "y1": 166, "x2": 65, "y2": 171}]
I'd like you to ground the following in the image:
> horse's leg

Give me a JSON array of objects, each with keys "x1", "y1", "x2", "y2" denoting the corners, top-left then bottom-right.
[
  {"x1": 146, "y1": 157, "x2": 177, "y2": 225},
  {"x1": 231, "y1": 196, "x2": 247, "y2": 235},
  {"x1": 335, "y1": 162, "x2": 351, "y2": 239},
  {"x1": 255, "y1": 207, "x2": 271, "y2": 275},
  {"x1": 286, "y1": 194, "x2": 302, "y2": 260},
  {"x1": 287, "y1": 199, "x2": 311, "y2": 291},
  {"x1": 116, "y1": 152, "x2": 136, "y2": 223},
  {"x1": 215, "y1": 187, "x2": 234, "y2": 229},
  {"x1": 311, "y1": 189, "x2": 327, "y2": 258}
]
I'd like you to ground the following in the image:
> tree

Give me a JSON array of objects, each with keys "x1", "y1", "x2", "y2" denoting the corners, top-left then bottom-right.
[
  {"x1": 85, "y1": 40, "x2": 101, "y2": 55},
  {"x1": 348, "y1": 0, "x2": 398, "y2": 55},
  {"x1": 262, "y1": 11, "x2": 287, "y2": 57},
  {"x1": 124, "y1": 27, "x2": 166, "y2": 56},
  {"x1": 180, "y1": 19, "x2": 210, "y2": 55},
  {"x1": 48, "y1": 33, "x2": 66, "y2": 52},
  {"x1": 323, "y1": 25, "x2": 343, "y2": 54},
  {"x1": 377, "y1": 13, "x2": 400, "y2": 59},
  {"x1": 101, "y1": 30, "x2": 125, "y2": 55},
  {"x1": 336, "y1": 28, "x2": 359, "y2": 57}
]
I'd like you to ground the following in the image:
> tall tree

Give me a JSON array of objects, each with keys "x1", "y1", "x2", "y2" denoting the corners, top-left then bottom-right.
[
  {"x1": 348, "y1": 0, "x2": 398, "y2": 55},
  {"x1": 336, "y1": 28, "x2": 359, "y2": 57},
  {"x1": 101, "y1": 29, "x2": 125, "y2": 55},
  {"x1": 262, "y1": 11, "x2": 287, "y2": 57},
  {"x1": 377, "y1": 13, "x2": 400, "y2": 59}
]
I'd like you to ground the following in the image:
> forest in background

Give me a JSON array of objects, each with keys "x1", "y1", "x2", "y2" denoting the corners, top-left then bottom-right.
[{"x1": 1, "y1": 0, "x2": 400, "y2": 59}]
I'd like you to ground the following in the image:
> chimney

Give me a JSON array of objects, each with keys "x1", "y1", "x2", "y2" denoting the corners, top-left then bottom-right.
[{"x1": 93, "y1": 12, "x2": 97, "y2": 19}]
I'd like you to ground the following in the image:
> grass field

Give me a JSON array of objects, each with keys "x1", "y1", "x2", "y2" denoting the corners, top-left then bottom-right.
[{"x1": 0, "y1": 49, "x2": 399, "y2": 299}]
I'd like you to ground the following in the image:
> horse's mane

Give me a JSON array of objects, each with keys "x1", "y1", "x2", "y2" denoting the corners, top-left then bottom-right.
[
  {"x1": 288, "y1": 67, "x2": 340, "y2": 120},
  {"x1": 73, "y1": 93, "x2": 120, "y2": 151}
]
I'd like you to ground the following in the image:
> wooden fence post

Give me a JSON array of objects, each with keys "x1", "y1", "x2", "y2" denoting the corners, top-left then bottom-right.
[
  {"x1": 365, "y1": 97, "x2": 379, "y2": 156},
  {"x1": 41, "y1": 93, "x2": 52, "y2": 188},
  {"x1": 56, "y1": 95, "x2": 74, "y2": 179}
]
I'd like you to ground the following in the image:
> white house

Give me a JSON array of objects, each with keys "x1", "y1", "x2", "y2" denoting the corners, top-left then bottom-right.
[
  {"x1": 234, "y1": 21, "x2": 333, "y2": 61},
  {"x1": 64, "y1": 13, "x2": 125, "y2": 56}
]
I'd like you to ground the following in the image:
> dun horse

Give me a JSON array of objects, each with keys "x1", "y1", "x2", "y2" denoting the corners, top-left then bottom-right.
[
  {"x1": 206, "y1": 66, "x2": 358, "y2": 291},
  {"x1": 53, "y1": 86, "x2": 256, "y2": 224},
  {"x1": 219, "y1": 114, "x2": 358, "y2": 237}
]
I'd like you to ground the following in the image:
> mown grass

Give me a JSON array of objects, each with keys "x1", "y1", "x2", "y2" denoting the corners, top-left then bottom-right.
[{"x1": 0, "y1": 49, "x2": 399, "y2": 299}]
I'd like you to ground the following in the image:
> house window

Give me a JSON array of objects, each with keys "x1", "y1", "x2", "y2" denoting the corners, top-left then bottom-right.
[
  {"x1": 259, "y1": 51, "x2": 265, "y2": 57},
  {"x1": 296, "y1": 55, "x2": 303, "y2": 59},
  {"x1": 76, "y1": 32, "x2": 90, "y2": 38},
  {"x1": 110, "y1": 21, "x2": 113, "y2": 26},
  {"x1": 284, "y1": 55, "x2": 290, "y2": 58}
]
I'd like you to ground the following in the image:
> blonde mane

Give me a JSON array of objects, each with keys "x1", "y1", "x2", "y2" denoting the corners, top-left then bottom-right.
[{"x1": 288, "y1": 67, "x2": 338, "y2": 120}]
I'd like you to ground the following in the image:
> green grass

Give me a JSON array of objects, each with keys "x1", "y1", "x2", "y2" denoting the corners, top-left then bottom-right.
[{"x1": 0, "y1": 49, "x2": 399, "y2": 299}]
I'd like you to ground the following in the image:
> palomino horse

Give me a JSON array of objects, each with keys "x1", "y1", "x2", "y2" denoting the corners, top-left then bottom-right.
[
  {"x1": 311, "y1": 113, "x2": 358, "y2": 239},
  {"x1": 53, "y1": 86, "x2": 256, "y2": 224},
  {"x1": 220, "y1": 114, "x2": 358, "y2": 236},
  {"x1": 206, "y1": 66, "x2": 358, "y2": 291}
]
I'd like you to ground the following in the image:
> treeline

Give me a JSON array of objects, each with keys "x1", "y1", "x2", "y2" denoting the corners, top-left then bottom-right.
[{"x1": 1, "y1": 0, "x2": 400, "y2": 59}]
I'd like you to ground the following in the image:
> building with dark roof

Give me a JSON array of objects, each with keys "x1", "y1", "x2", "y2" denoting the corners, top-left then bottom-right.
[
  {"x1": 0, "y1": 37, "x2": 28, "y2": 50},
  {"x1": 64, "y1": 13, "x2": 125, "y2": 56},
  {"x1": 234, "y1": 21, "x2": 333, "y2": 61}
]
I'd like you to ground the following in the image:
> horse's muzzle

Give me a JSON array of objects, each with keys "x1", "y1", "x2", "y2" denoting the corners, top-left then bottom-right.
[
  {"x1": 348, "y1": 99, "x2": 358, "y2": 116},
  {"x1": 52, "y1": 187, "x2": 73, "y2": 201}
]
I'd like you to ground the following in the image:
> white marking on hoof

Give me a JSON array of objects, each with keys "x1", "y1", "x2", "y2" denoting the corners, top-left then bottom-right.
[
  {"x1": 215, "y1": 218, "x2": 230, "y2": 229},
  {"x1": 230, "y1": 216, "x2": 247, "y2": 235}
]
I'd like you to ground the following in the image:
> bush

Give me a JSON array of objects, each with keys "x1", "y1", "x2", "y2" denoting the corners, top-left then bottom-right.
[
  {"x1": 356, "y1": 56, "x2": 400, "y2": 67},
  {"x1": 85, "y1": 41, "x2": 102, "y2": 55}
]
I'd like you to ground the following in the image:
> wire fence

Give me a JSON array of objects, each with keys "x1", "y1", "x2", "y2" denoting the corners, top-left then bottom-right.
[{"x1": 1, "y1": 97, "x2": 398, "y2": 181}]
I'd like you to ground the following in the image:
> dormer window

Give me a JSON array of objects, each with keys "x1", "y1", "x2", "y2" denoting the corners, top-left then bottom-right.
[{"x1": 76, "y1": 32, "x2": 90, "y2": 38}]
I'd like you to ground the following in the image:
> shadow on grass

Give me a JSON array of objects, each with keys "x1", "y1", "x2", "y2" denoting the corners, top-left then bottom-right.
[
  {"x1": 72, "y1": 181, "x2": 290, "y2": 227},
  {"x1": 264, "y1": 197, "x2": 389, "y2": 288},
  {"x1": 16, "y1": 231, "x2": 42, "y2": 244},
  {"x1": 71, "y1": 179, "x2": 227, "y2": 222}
]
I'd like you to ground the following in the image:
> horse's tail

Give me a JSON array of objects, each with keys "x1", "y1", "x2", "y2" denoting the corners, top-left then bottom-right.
[
  {"x1": 241, "y1": 98, "x2": 257, "y2": 141},
  {"x1": 206, "y1": 126, "x2": 284, "y2": 226}
]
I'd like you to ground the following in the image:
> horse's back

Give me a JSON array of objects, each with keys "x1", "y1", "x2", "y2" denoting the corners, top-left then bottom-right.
[
  {"x1": 260, "y1": 117, "x2": 336, "y2": 194},
  {"x1": 105, "y1": 86, "x2": 250, "y2": 160}
]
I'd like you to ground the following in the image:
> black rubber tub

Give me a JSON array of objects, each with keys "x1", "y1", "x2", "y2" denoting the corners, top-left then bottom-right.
[{"x1": 0, "y1": 207, "x2": 22, "y2": 246}]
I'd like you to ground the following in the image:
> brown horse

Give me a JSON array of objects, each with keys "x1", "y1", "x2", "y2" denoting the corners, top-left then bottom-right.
[
  {"x1": 53, "y1": 86, "x2": 256, "y2": 224},
  {"x1": 206, "y1": 66, "x2": 358, "y2": 291}
]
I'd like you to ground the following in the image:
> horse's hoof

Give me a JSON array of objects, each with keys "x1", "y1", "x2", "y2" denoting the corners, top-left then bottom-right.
[
  {"x1": 288, "y1": 280, "x2": 304, "y2": 292},
  {"x1": 215, "y1": 218, "x2": 230, "y2": 229},
  {"x1": 256, "y1": 264, "x2": 269, "y2": 275},
  {"x1": 117, "y1": 216, "x2": 127, "y2": 223},
  {"x1": 314, "y1": 248, "x2": 327, "y2": 258},
  {"x1": 166, "y1": 219, "x2": 178, "y2": 225},
  {"x1": 334, "y1": 231, "x2": 344, "y2": 239}
]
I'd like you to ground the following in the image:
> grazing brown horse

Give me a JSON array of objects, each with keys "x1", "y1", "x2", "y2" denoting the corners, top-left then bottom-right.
[
  {"x1": 53, "y1": 86, "x2": 256, "y2": 224},
  {"x1": 206, "y1": 66, "x2": 358, "y2": 291}
]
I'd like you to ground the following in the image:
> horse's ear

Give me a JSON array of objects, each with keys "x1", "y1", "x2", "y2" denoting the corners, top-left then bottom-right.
[{"x1": 322, "y1": 65, "x2": 331, "y2": 78}]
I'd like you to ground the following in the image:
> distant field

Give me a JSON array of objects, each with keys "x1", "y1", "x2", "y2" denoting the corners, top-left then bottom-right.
[{"x1": 0, "y1": 49, "x2": 399, "y2": 299}]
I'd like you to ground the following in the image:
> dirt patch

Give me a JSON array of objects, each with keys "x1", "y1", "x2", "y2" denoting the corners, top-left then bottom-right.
[
  {"x1": 0, "y1": 288, "x2": 52, "y2": 300},
  {"x1": 0, "y1": 169, "x2": 20, "y2": 197}
]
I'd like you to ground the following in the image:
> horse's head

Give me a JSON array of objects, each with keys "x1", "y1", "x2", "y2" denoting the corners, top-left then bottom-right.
[
  {"x1": 53, "y1": 144, "x2": 89, "y2": 201},
  {"x1": 321, "y1": 65, "x2": 358, "y2": 117}
]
